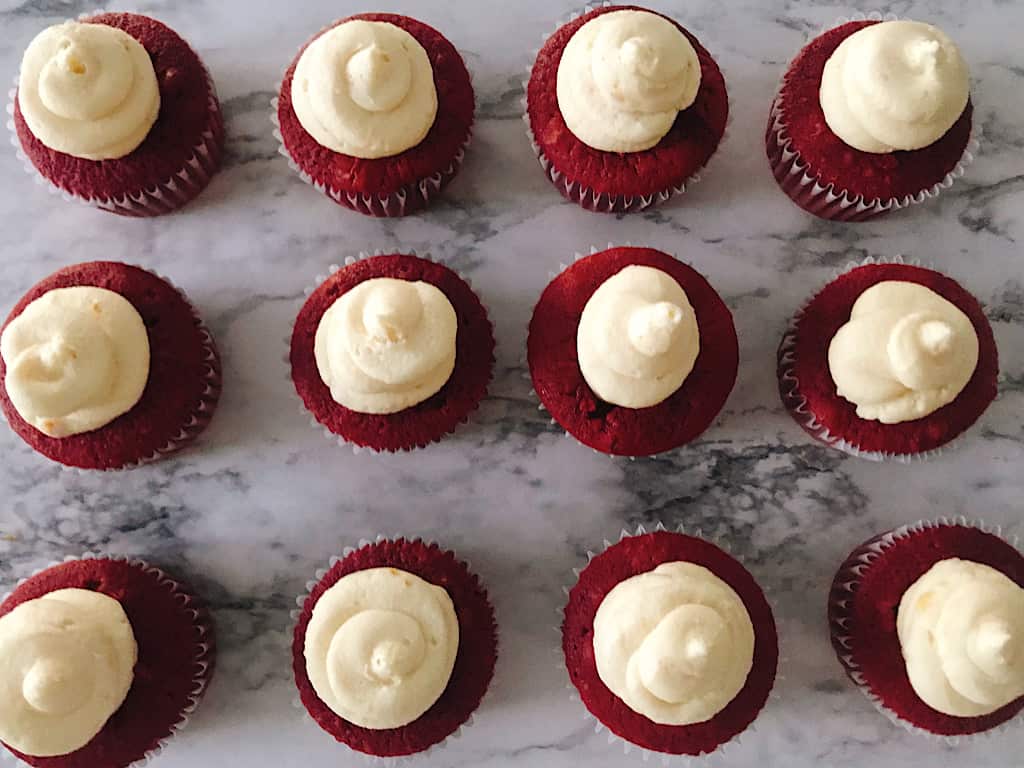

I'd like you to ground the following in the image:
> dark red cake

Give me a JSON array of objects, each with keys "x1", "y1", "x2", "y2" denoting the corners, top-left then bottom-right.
[
  {"x1": 766, "y1": 20, "x2": 973, "y2": 221},
  {"x1": 528, "y1": 247, "x2": 738, "y2": 456},
  {"x1": 778, "y1": 262, "x2": 997, "y2": 459},
  {"x1": 276, "y1": 14, "x2": 474, "y2": 217},
  {"x1": 527, "y1": 5, "x2": 728, "y2": 213},
  {"x1": 0, "y1": 262, "x2": 221, "y2": 470},
  {"x1": 13, "y1": 13, "x2": 224, "y2": 217},
  {"x1": 292, "y1": 538, "x2": 497, "y2": 757},
  {"x1": 290, "y1": 254, "x2": 494, "y2": 452},
  {"x1": 563, "y1": 530, "x2": 777, "y2": 755},
  {"x1": 0, "y1": 557, "x2": 214, "y2": 768},
  {"x1": 829, "y1": 522, "x2": 1024, "y2": 736}
]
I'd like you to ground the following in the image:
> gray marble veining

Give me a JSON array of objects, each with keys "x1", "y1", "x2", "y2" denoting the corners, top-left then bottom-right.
[{"x1": 0, "y1": 1, "x2": 1021, "y2": 766}]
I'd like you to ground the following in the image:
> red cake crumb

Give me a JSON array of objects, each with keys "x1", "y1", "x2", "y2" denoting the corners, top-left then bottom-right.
[
  {"x1": 527, "y1": 5, "x2": 728, "y2": 201},
  {"x1": 528, "y1": 247, "x2": 738, "y2": 456},
  {"x1": 563, "y1": 531, "x2": 778, "y2": 755},
  {"x1": 277, "y1": 14, "x2": 474, "y2": 213},
  {"x1": 781, "y1": 263, "x2": 997, "y2": 456},
  {"x1": 0, "y1": 262, "x2": 221, "y2": 470},
  {"x1": 775, "y1": 21, "x2": 972, "y2": 203},
  {"x1": 14, "y1": 13, "x2": 223, "y2": 209},
  {"x1": 829, "y1": 524, "x2": 1024, "y2": 735},
  {"x1": 292, "y1": 539, "x2": 497, "y2": 757},
  {"x1": 290, "y1": 254, "x2": 494, "y2": 451},
  {"x1": 0, "y1": 558, "x2": 214, "y2": 768}
]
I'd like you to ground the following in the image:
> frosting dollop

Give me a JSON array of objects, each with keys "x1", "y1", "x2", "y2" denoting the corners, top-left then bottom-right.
[
  {"x1": 577, "y1": 265, "x2": 699, "y2": 408},
  {"x1": 827, "y1": 281, "x2": 978, "y2": 424},
  {"x1": 291, "y1": 20, "x2": 438, "y2": 158},
  {"x1": 0, "y1": 589, "x2": 137, "y2": 757},
  {"x1": 593, "y1": 561, "x2": 755, "y2": 725},
  {"x1": 819, "y1": 20, "x2": 969, "y2": 153},
  {"x1": 1, "y1": 287, "x2": 151, "y2": 437},
  {"x1": 556, "y1": 9, "x2": 701, "y2": 152},
  {"x1": 314, "y1": 277, "x2": 457, "y2": 415},
  {"x1": 18, "y1": 21, "x2": 160, "y2": 160},
  {"x1": 898, "y1": 558, "x2": 1024, "y2": 717},
  {"x1": 304, "y1": 567, "x2": 459, "y2": 729}
]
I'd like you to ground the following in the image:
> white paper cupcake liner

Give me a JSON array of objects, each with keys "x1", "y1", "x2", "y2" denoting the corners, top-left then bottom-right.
[
  {"x1": 6, "y1": 12, "x2": 224, "y2": 217},
  {"x1": 285, "y1": 251, "x2": 492, "y2": 454},
  {"x1": 828, "y1": 517, "x2": 1023, "y2": 744},
  {"x1": 0, "y1": 553, "x2": 214, "y2": 768},
  {"x1": 559, "y1": 522, "x2": 780, "y2": 764},
  {"x1": 522, "y1": 2, "x2": 731, "y2": 214},
  {"x1": 290, "y1": 534, "x2": 495, "y2": 764},
  {"x1": 765, "y1": 11, "x2": 979, "y2": 222}
]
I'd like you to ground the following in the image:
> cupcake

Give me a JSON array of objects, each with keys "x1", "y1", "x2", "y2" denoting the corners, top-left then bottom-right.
[
  {"x1": 0, "y1": 556, "x2": 214, "y2": 767},
  {"x1": 563, "y1": 528, "x2": 778, "y2": 756},
  {"x1": 778, "y1": 260, "x2": 998, "y2": 460},
  {"x1": 11, "y1": 12, "x2": 224, "y2": 217},
  {"x1": 0, "y1": 262, "x2": 221, "y2": 470},
  {"x1": 766, "y1": 17, "x2": 975, "y2": 221},
  {"x1": 528, "y1": 246, "x2": 738, "y2": 456},
  {"x1": 292, "y1": 538, "x2": 497, "y2": 758},
  {"x1": 526, "y1": 5, "x2": 728, "y2": 213},
  {"x1": 274, "y1": 14, "x2": 474, "y2": 217},
  {"x1": 290, "y1": 254, "x2": 494, "y2": 452},
  {"x1": 829, "y1": 520, "x2": 1024, "y2": 737}
]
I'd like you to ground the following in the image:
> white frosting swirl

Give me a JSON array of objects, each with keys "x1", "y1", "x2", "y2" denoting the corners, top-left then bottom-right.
[
  {"x1": 18, "y1": 22, "x2": 160, "y2": 160},
  {"x1": 556, "y1": 10, "x2": 701, "y2": 152},
  {"x1": 1, "y1": 287, "x2": 151, "y2": 438},
  {"x1": 827, "y1": 281, "x2": 978, "y2": 424},
  {"x1": 0, "y1": 589, "x2": 137, "y2": 757},
  {"x1": 898, "y1": 558, "x2": 1024, "y2": 717},
  {"x1": 291, "y1": 20, "x2": 438, "y2": 158},
  {"x1": 577, "y1": 265, "x2": 699, "y2": 409},
  {"x1": 314, "y1": 277, "x2": 457, "y2": 415},
  {"x1": 593, "y1": 561, "x2": 755, "y2": 725},
  {"x1": 819, "y1": 20, "x2": 969, "y2": 153},
  {"x1": 304, "y1": 567, "x2": 459, "y2": 729}
]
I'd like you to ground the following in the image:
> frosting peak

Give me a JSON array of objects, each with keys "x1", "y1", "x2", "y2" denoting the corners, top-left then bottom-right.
[{"x1": 819, "y1": 20, "x2": 969, "y2": 153}]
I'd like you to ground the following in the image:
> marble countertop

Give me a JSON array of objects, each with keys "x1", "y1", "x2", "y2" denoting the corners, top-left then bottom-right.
[{"x1": 0, "y1": 1, "x2": 1022, "y2": 766}]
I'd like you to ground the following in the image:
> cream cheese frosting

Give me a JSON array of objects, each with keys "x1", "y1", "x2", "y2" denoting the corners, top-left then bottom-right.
[
  {"x1": 0, "y1": 588, "x2": 137, "y2": 757},
  {"x1": 577, "y1": 265, "x2": 699, "y2": 409},
  {"x1": 819, "y1": 20, "x2": 969, "y2": 153},
  {"x1": 18, "y1": 21, "x2": 160, "y2": 160},
  {"x1": 314, "y1": 277, "x2": 457, "y2": 415},
  {"x1": 304, "y1": 567, "x2": 459, "y2": 729},
  {"x1": 556, "y1": 9, "x2": 701, "y2": 153},
  {"x1": 827, "y1": 281, "x2": 978, "y2": 424},
  {"x1": 1, "y1": 286, "x2": 151, "y2": 438},
  {"x1": 291, "y1": 20, "x2": 438, "y2": 159},
  {"x1": 897, "y1": 558, "x2": 1024, "y2": 717},
  {"x1": 592, "y1": 561, "x2": 755, "y2": 725}
]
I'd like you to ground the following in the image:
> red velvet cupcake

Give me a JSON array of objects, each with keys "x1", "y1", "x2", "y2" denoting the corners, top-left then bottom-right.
[
  {"x1": 290, "y1": 253, "x2": 494, "y2": 452},
  {"x1": 0, "y1": 262, "x2": 221, "y2": 470},
  {"x1": 11, "y1": 13, "x2": 224, "y2": 217},
  {"x1": 766, "y1": 16, "x2": 976, "y2": 221},
  {"x1": 528, "y1": 247, "x2": 738, "y2": 456},
  {"x1": 0, "y1": 556, "x2": 214, "y2": 767},
  {"x1": 274, "y1": 14, "x2": 474, "y2": 217},
  {"x1": 778, "y1": 259, "x2": 997, "y2": 461},
  {"x1": 563, "y1": 527, "x2": 778, "y2": 756},
  {"x1": 829, "y1": 520, "x2": 1024, "y2": 738},
  {"x1": 526, "y1": 5, "x2": 728, "y2": 213},
  {"x1": 292, "y1": 538, "x2": 497, "y2": 758}
]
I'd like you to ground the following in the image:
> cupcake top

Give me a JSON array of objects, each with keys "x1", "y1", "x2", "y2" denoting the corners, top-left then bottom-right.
[
  {"x1": 0, "y1": 588, "x2": 137, "y2": 757},
  {"x1": 819, "y1": 20, "x2": 968, "y2": 153},
  {"x1": 18, "y1": 21, "x2": 160, "y2": 160},
  {"x1": 290, "y1": 19, "x2": 438, "y2": 159}
]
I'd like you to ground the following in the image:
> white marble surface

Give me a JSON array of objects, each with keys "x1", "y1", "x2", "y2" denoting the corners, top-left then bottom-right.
[{"x1": 0, "y1": 1, "x2": 1022, "y2": 766}]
